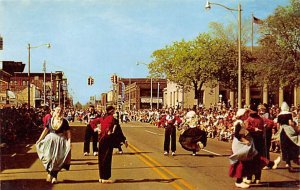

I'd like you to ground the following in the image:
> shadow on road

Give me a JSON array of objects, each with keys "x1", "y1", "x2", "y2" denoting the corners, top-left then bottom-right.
[
  {"x1": 1, "y1": 152, "x2": 38, "y2": 171},
  {"x1": 71, "y1": 158, "x2": 97, "y2": 161},
  {"x1": 174, "y1": 153, "x2": 231, "y2": 157},
  {"x1": 113, "y1": 151, "x2": 152, "y2": 156},
  {"x1": 59, "y1": 178, "x2": 179, "y2": 184},
  {"x1": 61, "y1": 179, "x2": 99, "y2": 183},
  {"x1": 254, "y1": 180, "x2": 300, "y2": 188},
  {"x1": 0, "y1": 179, "x2": 53, "y2": 190},
  {"x1": 71, "y1": 162, "x2": 98, "y2": 166},
  {"x1": 114, "y1": 178, "x2": 179, "y2": 183}
]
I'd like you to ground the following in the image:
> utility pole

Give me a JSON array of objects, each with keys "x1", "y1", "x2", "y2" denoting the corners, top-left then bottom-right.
[
  {"x1": 157, "y1": 82, "x2": 160, "y2": 109},
  {"x1": 43, "y1": 61, "x2": 46, "y2": 106}
]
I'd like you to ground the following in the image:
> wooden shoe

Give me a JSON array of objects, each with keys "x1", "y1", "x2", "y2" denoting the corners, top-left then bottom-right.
[
  {"x1": 235, "y1": 182, "x2": 249, "y2": 188},
  {"x1": 101, "y1": 179, "x2": 113, "y2": 183},
  {"x1": 51, "y1": 177, "x2": 57, "y2": 184},
  {"x1": 272, "y1": 156, "x2": 281, "y2": 169},
  {"x1": 46, "y1": 174, "x2": 52, "y2": 182}
]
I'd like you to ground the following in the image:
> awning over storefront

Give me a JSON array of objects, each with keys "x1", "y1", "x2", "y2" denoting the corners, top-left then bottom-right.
[{"x1": 1, "y1": 61, "x2": 25, "y2": 74}]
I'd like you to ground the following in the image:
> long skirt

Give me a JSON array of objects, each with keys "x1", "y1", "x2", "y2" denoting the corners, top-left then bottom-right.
[
  {"x1": 229, "y1": 137, "x2": 258, "y2": 165},
  {"x1": 280, "y1": 125, "x2": 300, "y2": 163},
  {"x1": 36, "y1": 133, "x2": 71, "y2": 172},
  {"x1": 179, "y1": 127, "x2": 207, "y2": 152},
  {"x1": 98, "y1": 135, "x2": 113, "y2": 180},
  {"x1": 229, "y1": 137, "x2": 258, "y2": 178}
]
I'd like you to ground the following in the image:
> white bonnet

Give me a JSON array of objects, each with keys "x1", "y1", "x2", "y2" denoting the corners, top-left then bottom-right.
[
  {"x1": 279, "y1": 101, "x2": 291, "y2": 115},
  {"x1": 186, "y1": 111, "x2": 196, "y2": 119},
  {"x1": 236, "y1": 108, "x2": 247, "y2": 118}
]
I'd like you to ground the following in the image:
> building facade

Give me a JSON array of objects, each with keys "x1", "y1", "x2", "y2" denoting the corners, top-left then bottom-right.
[
  {"x1": 0, "y1": 70, "x2": 71, "y2": 108},
  {"x1": 117, "y1": 78, "x2": 167, "y2": 110}
]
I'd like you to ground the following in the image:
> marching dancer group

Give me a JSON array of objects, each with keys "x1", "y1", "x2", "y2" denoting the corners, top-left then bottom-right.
[
  {"x1": 229, "y1": 102, "x2": 299, "y2": 188},
  {"x1": 35, "y1": 102, "x2": 299, "y2": 188}
]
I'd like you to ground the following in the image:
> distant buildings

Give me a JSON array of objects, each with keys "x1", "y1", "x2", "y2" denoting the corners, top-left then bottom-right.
[
  {"x1": 97, "y1": 75, "x2": 300, "y2": 110},
  {"x1": 0, "y1": 61, "x2": 71, "y2": 108}
]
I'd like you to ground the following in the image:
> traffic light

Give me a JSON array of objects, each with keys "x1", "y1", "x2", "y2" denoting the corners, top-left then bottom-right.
[
  {"x1": 88, "y1": 76, "x2": 94, "y2": 85},
  {"x1": 91, "y1": 78, "x2": 94, "y2": 85},
  {"x1": 111, "y1": 75, "x2": 114, "y2": 83},
  {"x1": 111, "y1": 74, "x2": 118, "y2": 84},
  {"x1": 0, "y1": 36, "x2": 3, "y2": 50}
]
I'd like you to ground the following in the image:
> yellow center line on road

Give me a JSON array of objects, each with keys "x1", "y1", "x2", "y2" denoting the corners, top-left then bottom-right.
[
  {"x1": 128, "y1": 144, "x2": 183, "y2": 190},
  {"x1": 128, "y1": 143, "x2": 196, "y2": 190}
]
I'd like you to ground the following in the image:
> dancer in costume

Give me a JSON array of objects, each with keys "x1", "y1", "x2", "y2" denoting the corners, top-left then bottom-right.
[
  {"x1": 36, "y1": 106, "x2": 71, "y2": 184},
  {"x1": 178, "y1": 110, "x2": 207, "y2": 156},
  {"x1": 159, "y1": 107, "x2": 182, "y2": 156},
  {"x1": 83, "y1": 105, "x2": 100, "y2": 156},
  {"x1": 277, "y1": 102, "x2": 300, "y2": 170},
  {"x1": 229, "y1": 109, "x2": 257, "y2": 189},
  {"x1": 97, "y1": 106, "x2": 117, "y2": 183}
]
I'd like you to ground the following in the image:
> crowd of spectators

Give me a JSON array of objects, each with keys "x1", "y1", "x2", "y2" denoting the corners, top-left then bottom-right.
[
  {"x1": 0, "y1": 106, "x2": 44, "y2": 145},
  {"x1": 1, "y1": 102, "x2": 299, "y2": 153},
  {"x1": 118, "y1": 103, "x2": 300, "y2": 153}
]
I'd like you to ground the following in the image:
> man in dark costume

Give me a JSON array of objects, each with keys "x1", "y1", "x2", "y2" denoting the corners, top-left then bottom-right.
[{"x1": 97, "y1": 106, "x2": 117, "y2": 183}]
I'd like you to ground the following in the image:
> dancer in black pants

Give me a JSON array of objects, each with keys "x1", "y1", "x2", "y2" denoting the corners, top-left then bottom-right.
[
  {"x1": 159, "y1": 107, "x2": 181, "y2": 156},
  {"x1": 98, "y1": 106, "x2": 117, "y2": 183},
  {"x1": 83, "y1": 105, "x2": 100, "y2": 156}
]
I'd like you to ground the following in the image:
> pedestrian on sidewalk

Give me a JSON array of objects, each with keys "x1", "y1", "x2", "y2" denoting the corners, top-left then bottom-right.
[{"x1": 36, "y1": 106, "x2": 71, "y2": 184}]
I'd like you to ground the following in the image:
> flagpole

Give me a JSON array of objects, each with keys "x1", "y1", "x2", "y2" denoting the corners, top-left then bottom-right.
[{"x1": 251, "y1": 13, "x2": 254, "y2": 53}]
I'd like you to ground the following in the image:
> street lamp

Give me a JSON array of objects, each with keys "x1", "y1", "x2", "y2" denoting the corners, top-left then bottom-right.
[
  {"x1": 27, "y1": 43, "x2": 51, "y2": 108},
  {"x1": 205, "y1": 1, "x2": 242, "y2": 108}
]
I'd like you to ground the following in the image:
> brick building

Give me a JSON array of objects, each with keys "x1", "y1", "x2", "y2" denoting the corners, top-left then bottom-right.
[
  {"x1": 118, "y1": 78, "x2": 167, "y2": 110},
  {"x1": 0, "y1": 70, "x2": 71, "y2": 108}
]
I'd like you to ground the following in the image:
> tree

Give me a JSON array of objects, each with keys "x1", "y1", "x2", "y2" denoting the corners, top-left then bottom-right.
[
  {"x1": 256, "y1": 0, "x2": 300, "y2": 88},
  {"x1": 74, "y1": 101, "x2": 82, "y2": 110},
  {"x1": 149, "y1": 33, "x2": 231, "y2": 105},
  {"x1": 208, "y1": 22, "x2": 255, "y2": 91},
  {"x1": 208, "y1": 20, "x2": 252, "y2": 45}
]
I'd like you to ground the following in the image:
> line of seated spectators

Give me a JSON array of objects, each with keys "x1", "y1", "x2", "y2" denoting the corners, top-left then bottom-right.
[
  {"x1": 118, "y1": 103, "x2": 300, "y2": 154},
  {"x1": 0, "y1": 106, "x2": 44, "y2": 145}
]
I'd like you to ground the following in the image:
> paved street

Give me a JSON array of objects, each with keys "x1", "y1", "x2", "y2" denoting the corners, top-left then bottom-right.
[{"x1": 1, "y1": 121, "x2": 299, "y2": 190}]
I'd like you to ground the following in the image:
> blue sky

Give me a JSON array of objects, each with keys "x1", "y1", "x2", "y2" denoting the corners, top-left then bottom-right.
[{"x1": 0, "y1": 0, "x2": 290, "y2": 104}]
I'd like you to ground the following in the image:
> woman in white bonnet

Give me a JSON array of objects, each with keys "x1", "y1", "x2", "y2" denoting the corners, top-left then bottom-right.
[
  {"x1": 36, "y1": 106, "x2": 71, "y2": 184},
  {"x1": 178, "y1": 110, "x2": 207, "y2": 156},
  {"x1": 277, "y1": 101, "x2": 300, "y2": 170},
  {"x1": 229, "y1": 108, "x2": 256, "y2": 188}
]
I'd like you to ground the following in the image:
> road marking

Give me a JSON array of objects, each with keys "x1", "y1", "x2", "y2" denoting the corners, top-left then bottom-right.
[
  {"x1": 145, "y1": 130, "x2": 164, "y2": 136},
  {"x1": 129, "y1": 143, "x2": 195, "y2": 190},
  {"x1": 11, "y1": 153, "x2": 17, "y2": 157},
  {"x1": 201, "y1": 149, "x2": 221, "y2": 156},
  {"x1": 128, "y1": 144, "x2": 183, "y2": 190}
]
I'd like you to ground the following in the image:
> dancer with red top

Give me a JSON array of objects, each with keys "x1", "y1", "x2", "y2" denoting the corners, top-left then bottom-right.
[
  {"x1": 159, "y1": 107, "x2": 182, "y2": 156},
  {"x1": 97, "y1": 106, "x2": 117, "y2": 183}
]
